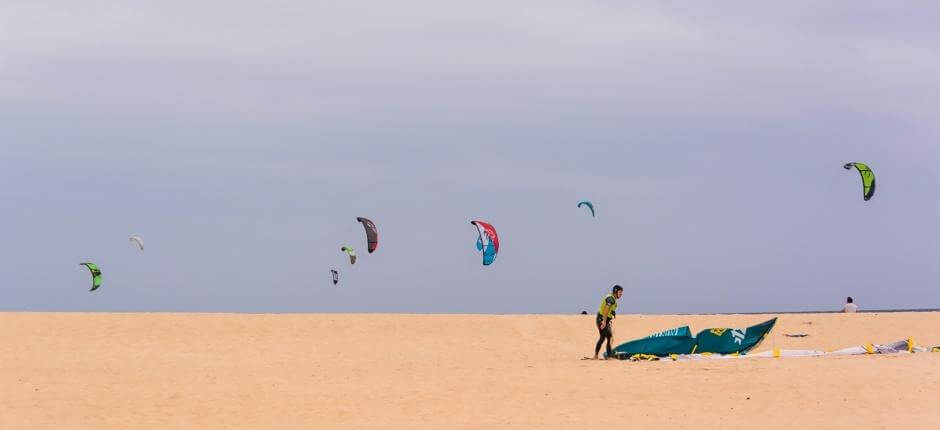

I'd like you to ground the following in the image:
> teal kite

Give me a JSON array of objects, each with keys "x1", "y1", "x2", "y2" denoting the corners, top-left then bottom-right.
[
  {"x1": 577, "y1": 201, "x2": 595, "y2": 217},
  {"x1": 470, "y1": 220, "x2": 499, "y2": 266}
]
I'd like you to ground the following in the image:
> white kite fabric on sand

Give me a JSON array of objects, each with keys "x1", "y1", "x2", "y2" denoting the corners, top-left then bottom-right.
[{"x1": 626, "y1": 338, "x2": 939, "y2": 362}]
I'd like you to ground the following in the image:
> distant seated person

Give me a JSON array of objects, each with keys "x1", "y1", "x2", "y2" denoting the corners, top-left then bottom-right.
[{"x1": 842, "y1": 296, "x2": 858, "y2": 313}]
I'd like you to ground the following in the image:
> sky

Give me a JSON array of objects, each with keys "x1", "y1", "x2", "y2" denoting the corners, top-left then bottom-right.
[{"x1": 2, "y1": 1, "x2": 939, "y2": 313}]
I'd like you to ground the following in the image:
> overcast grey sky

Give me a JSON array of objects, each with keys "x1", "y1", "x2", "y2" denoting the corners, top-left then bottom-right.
[{"x1": 2, "y1": 1, "x2": 939, "y2": 313}]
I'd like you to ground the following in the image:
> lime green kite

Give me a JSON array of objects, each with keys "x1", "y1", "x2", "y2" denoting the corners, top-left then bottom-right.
[
  {"x1": 843, "y1": 162, "x2": 875, "y2": 201},
  {"x1": 80, "y1": 262, "x2": 102, "y2": 292},
  {"x1": 341, "y1": 246, "x2": 357, "y2": 264}
]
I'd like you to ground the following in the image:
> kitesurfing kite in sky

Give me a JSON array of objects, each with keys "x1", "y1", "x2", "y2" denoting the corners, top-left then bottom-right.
[
  {"x1": 341, "y1": 246, "x2": 357, "y2": 264},
  {"x1": 356, "y1": 217, "x2": 378, "y2": 253},
  {"x1": 330, "y1": 269, "x2": 339, "y2": 285},
  {"x1": 80, "y1": 262, "x2": 102, "y2": 292},
  {"x1": 470, "y1": 220, "x2": 499, "y2": 266},
  {"x1": 577, "y1": 201, "x2": 595, "y2": 217},
  {"x1": 843, "y1": 162, "x2": 875, "y2": 201},
  {"x1": 129, "y1": 235, "x2": 144, "y2": 251}
]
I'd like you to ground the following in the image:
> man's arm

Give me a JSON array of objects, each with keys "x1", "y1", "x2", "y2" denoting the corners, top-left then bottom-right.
[{"x1": 599, "y1": 296, "x2": 616, "y2": 328}]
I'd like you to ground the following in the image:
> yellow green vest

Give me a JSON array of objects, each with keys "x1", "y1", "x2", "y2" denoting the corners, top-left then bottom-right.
[{"x1": 598, "y1": 294, "x2": 618, "y2": 318}]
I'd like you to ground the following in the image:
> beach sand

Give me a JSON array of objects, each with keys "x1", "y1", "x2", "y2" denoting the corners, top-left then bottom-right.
[{"x1": 2, "y1": 312, "x2": 939, "y2": 429}]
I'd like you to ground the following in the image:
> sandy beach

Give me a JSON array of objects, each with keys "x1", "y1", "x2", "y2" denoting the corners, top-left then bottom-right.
[{"x1": 2, "y1": 312, "x2": 939, "y2": 429}]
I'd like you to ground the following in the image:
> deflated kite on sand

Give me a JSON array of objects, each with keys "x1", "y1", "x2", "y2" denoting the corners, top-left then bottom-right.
[
  {"x1": 606, "y1": 318, "x2": 940, "y2": 361},
  {"x1": 607, "y1": 318, "x2": 777, "y2": 359}
]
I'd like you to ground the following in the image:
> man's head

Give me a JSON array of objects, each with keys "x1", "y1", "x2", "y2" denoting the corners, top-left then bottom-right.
[
  {"x1": 846, "y1": 296, "x2": 853, "y2": 304},
  {"x1": 612, "y1": 285, "x2": 623, "y2": 299}
]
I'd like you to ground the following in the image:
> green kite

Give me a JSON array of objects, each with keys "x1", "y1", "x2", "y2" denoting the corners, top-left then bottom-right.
[
  {"x1": 341, "y1": 246, "x2": 357, "y2": 264},
  {"x1": 80, "y1": 262, "x2": 102, "y2": 292},
  {"x1": 844, "y1": 162, "x2": 875, "y2": 201}
]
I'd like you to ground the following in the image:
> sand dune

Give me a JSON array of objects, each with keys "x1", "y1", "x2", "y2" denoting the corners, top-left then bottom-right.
[{"x1": 2, "y1": 312, "x2": 939, "y2": 429}]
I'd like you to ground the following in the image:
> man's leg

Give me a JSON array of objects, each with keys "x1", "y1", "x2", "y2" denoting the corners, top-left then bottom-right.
[
  {"x1": 594, "y1": 315, "x2": 610, "y2": 360},
  {"x1": 595, "y1": 325, "x2": 612, "y2": 359},
  {"x1": 594, "y1": 323, "x2": 607, "y2": 358},
  {"x1": 604, "y1": 329, "x2": 613, "y2": 358}
]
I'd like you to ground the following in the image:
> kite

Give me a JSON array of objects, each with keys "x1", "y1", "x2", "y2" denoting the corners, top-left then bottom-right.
[
  {"x1": 341, "y1": 246, "x2": 357, "y2": 264},
  {"x1": 843, "y1": 162, "x2": 876, "y2": 201},
  {"x1": 331, "y1": 269, "x2": 339, "y2": 285},
  {"x1": 470, "y1": 220, "x2": 499, "y2": 266},
  {"x1": 577, "y1": 201, "x2": 595, "y2": 217},
  {"x1": 356, "y1": 217, "x2": 378, "y2": 253},
  {"x1": 129, "y1": 235, "x2": 144, "y2": 251},
  {"x1": 80, "y1": 262, "x2": 102, "y2": 292}
]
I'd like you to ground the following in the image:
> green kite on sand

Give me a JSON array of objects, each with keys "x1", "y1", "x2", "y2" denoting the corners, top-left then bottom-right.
[{"x1": 606, "y1": 318, "x2": 777, "y2": 359}]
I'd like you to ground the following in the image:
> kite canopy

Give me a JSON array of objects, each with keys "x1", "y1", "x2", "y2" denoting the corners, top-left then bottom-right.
[
  {"x1": 356, "y1": 217, "x2": 378, "y2": 253},
  {"x1": 80, "y1": 262, "x2": 102, "y2": 292},
  {"x1": 129, "y1": 235, "x2": 144, "y2": 251},
  {"x1": 843, "y1": 162, "x2": 875, "y2": 201},
  {"x1": 577, "y1": 201, "x2": 595, "y2": 217},
  {"x1": 341, "y1": 246, "x2": 357, "y2": 264},
  {"x1": 608, "y1": 318, "x2": 777, "y2": 359},
  {"x1": 330, "y1": 269, "x2": 339, "y2": 285},
  {"x1": 470, "y1": 220, "x2": 499, "y2": 266}
]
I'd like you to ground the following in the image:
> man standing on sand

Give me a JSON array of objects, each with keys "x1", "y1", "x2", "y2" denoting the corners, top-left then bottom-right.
[
  {"x1": 594, "y1": 285, "x2": 623, "y2": 359},
  {"x1": 842, "y1": 296, "x2": 858, "y2": 313}
]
